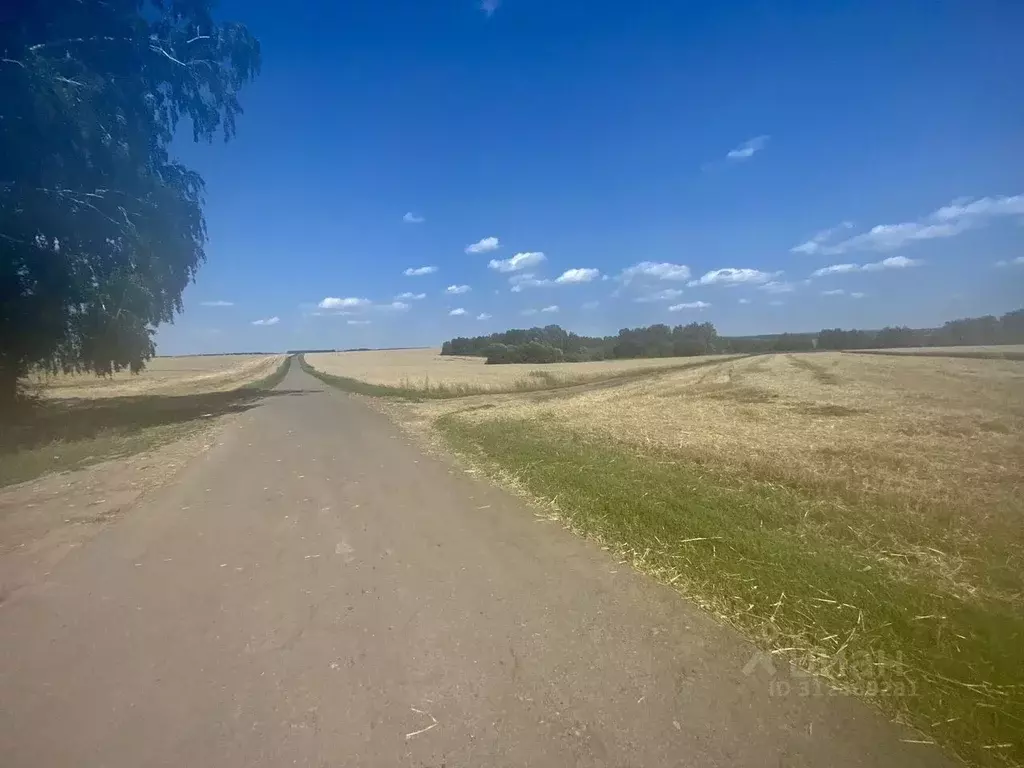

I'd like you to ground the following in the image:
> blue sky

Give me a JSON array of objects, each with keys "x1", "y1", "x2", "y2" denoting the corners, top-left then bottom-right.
[{"x1": 158, "y1": 0, "x2": 1024, "y2": 354}]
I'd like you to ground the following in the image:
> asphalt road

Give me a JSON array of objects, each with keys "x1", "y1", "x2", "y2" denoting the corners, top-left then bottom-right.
[{"x1": 0, "y1": 364, "x2": 955, "y2": 767}]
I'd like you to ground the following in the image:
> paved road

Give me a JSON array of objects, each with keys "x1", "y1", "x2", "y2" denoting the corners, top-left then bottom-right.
[{"x1": 0, "y1": 364, "x2": 954, "y2": 767}]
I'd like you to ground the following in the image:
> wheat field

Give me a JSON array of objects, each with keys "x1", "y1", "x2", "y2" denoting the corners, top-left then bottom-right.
[
  {"x1": 32, "y1": 354, "x2": 286, "y2": 399},
  {"x1": 305, "y1": 348, "x2": 730, "y2": 393}
]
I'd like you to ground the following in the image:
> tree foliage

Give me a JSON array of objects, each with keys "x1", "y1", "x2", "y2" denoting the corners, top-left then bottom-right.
[
  {"x1": 441, "y1": 308, "x2": 1024, "y2": 365},
  {"x1": 0, "y1": 0, "x2": 260, "y2": 406}
]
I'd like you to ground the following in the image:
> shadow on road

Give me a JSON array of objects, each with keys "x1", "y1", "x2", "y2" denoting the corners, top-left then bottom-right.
[{"x1": 1, "y1": 388, "x2": 313, "y2": 456}]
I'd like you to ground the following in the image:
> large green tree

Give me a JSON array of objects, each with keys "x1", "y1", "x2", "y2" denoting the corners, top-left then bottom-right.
[{"x1": 0, "y1": 0, "x2": 260, "y2": 408}]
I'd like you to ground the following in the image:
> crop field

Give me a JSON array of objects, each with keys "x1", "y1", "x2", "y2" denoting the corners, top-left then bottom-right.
[
  {"x1": 357, "y1": 350, "x2": 1024, "y2": 767},
  {"x1": 846, "y1": 344, "x2": 1024, "y2": 361},
  {"x1": 33, "y1": 354, "x2": 286, "y2": 399},
  {"x1": 304, "y1": 348, "x2": 734, "y2": 395},
  {"x1": 3, "y1": 355, "x2": 291, "y2": 488}
]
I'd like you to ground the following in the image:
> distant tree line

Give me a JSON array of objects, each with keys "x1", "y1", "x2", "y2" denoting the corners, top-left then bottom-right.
[{"x1": 440, "y1": 309, "x2": 1024, "y2": 364}]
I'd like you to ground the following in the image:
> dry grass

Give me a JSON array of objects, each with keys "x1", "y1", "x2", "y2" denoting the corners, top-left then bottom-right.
[
  {"x1": 384, "y1": 350, "x2": 1024, "y2": 766},
  {"x1": 31, "y1": 354, "x2": 286, "y2": 399},
  {"x1": 847, "y1": 345, "x2": 1024, "y2": 361},
  {"x1": 305, "y1": 348, "x2": 732, "y2": 394},
  {"x1": 426, "y1": 352, "x2": 1024, "y2": 526}
]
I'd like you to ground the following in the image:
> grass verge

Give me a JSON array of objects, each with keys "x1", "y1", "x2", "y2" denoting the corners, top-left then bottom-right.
[
  {"x1": 436, "y1": 414, "x2": 1024, "y2": 768},
  {"x1": 298, "y1": 353, "x2": 739, "y2": 400},
  {"x1": 1, "y1": 355, "x2": 295, "y2": 488}
]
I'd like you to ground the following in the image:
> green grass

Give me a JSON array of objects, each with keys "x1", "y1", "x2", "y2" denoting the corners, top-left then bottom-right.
[
  {"x1": 0, "y1": 355, "x2": 295, "y2": 488},
  {"x1": 437, "y1": 414, "x2": 1024, "y2": 768},
  {"x1": 298, "y1": 353, "x2": 739, "y2": 400}
]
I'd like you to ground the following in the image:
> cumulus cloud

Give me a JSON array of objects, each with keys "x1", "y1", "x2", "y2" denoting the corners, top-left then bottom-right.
[
  {"x1": 995, "y1": 256, "x2": 1024, "y2": 267},
  {"x1": 540, "y1": 305, "x2": 559, "y2": 313},
  {"x1": 635, "y1": 288, "x2": 684, "y2": 303},
  {"x1": 466, "y1": 236, "x2": 500, "y2": 254},
  {"x1": 851, "y1": 292, "x2": 866, "y2": 299},
  {"x1": 251, "y1": 316, "x2": 279, "y2": 326},
  {"x1": 200, "y1": 300, "x2": 234, "y2": 307},
  {"x1": 319, "y1": 297, "x2": 371, "y2": 309},
  {"x1": 449, "y1": 308, "x2": 467, "y2": 316},
  {"x1": 384, "y1": 301, "x2": 410, "y2": 311},
  {"x1": 476, "y1": 313, "x2": 492, "y2": 320},
  {"x1": 669, "y1": 301, "x2": 711, "y2": 311},
  {"x1": 489, "y1": 251, "x2": 546, "y2": 273},
  {"x1": 555, "y1": 268, "x2": 601, "y2": 284},
  {"x1": 395, "y1": 292, "x2": 426, "y2": 300},
  {"x1": 790, "y1": 221, "x2": 854, "y2": 255},
  {"x1": 403, "y1": 212, "x2": 425, "y2": 224},
  {"x1": 688, "y1": 268, "x2": 777, "y2": 287},
  {"x1": 738, "y1": 298, "x2": 752, "y2": 304},
  {"x1": 347, "y1": 320, "x2": 372, "y2": 326},
  {"x1": 821, "y1": 289, "x2": 846, "y2": 296},
  {"x1": 726, "y1": 135, "x2": 769, "y2": 161},
  {"x1": 619, "y1": 261, "x2": 691, "y2": 283},
  {"x1": 793, "y1": 194, "x2": 1024, "y2": 256},
  {"x1": 445, "y1": 284, "x2": 471, "y2": 295},
  {"x1": 404, "y1": 265, "x2": 438, "y2": 276}
]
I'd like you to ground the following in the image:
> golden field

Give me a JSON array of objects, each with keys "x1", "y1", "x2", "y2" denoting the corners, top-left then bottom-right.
[
  {"x1": 305, "y1": 347, "x2": 732, "y2": 393},
  {"x1": 32, "y1": 354, "x2": 286, "y2": 399},
  {"x1": 366, "y1": 350, "x2": 1024, "y2": 765}
]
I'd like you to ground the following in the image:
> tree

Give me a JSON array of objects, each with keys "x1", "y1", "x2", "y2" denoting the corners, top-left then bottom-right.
[{"x1": 0, "y1": 0, "x2": 261, "y2": 409}]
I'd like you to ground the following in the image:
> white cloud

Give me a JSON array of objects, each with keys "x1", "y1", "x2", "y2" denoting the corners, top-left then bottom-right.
[
  {"x1": 466, "y1": 236, "x2": 500, "y2": 254},
  {"x1": 509, "y1": 273, "x2": 550, "y2": 292},
  {"x1": 200, "y1": 300, "x2": 234, "y2": 307},
  {"x1": 811, "y1": 256, "x2": 923, "y2": 278},
  {"x1": 403, "y1": 212, "x2": 425, "y2": 224},
  {"x1": 540, "y1": 305, "x2": 559, "y2": 313},
  {"x1": 738, "y1": 298, "x2": 751, "y2": 305},
  {"x1": 385, "y1": 301, "x2": 410, "y2": 311},
  {"x1": 404, "y1": 265, "x2": 438, "y2": 276},
  {"x1": 850, "y1": 292, "x2": 866, "y2": 299},
  {"x1": 821, "y1": 289, "x2": 846, "y2": 296},
  {"x1": 480, "y1": 0, "x2": 501, "y2": 15},
  {"x1": 860, "y1": 255, "x2": 923, "y2": 271},
  {"x1": 768, "y1": 300, "x2": 786, "y2": 306},
  {"x1": 347, "y1": 320, "x2": 372, "y2": 326},
  {"x1": 449, "y1": 308, "x2": 467, "y2": 316},
  {"x1": 811, "y1": 263, "x2": 859, "y2": 277},
  {"x1": 251, "y1": 316, "x2": 280, "y2": 326},
  {"x1": 758, "y1": 280, "x2": 796, "y2": 294},
  {"x1": 555, "y1": 268, "x2": 601, "y2": 284},
  {"x1": 582, "y1": 301, "x2": 600, "y2": 310},
  {"x1": 446, "y1": 284, "x2": 471, "y2": 295},
  {"x1": 395, "y1": 292, "x2": 426, "y2": 300},
  {"x1": 635, "y1": 288, "x2": 684, "y2": 303},
  {"x1": 476, "y1": 313, "x2": 492, "y2": 320},
  {"x1": 994, "y1": 256, "x2": 1024, "y2": 267},
  {"x1": 619, "y1": 261, "x2": 691, "y2": 283},
  {"x1": 726, "y1": 135, "x2": 769, "y2": 161},
  {"x1": 489, "y1": 251, "x2": 546, "y2": 273},
  {"x1": 793, "y1": 194, "x2": 1024, "y2": 256},
  {"x1": 319, "y1": 297, "x2": 371, "y2": 309},
  {"x1": 669, "y1": 301, "x2": 711, "y2": 311},
  {"x1": 688, "y1": 268, "x2": 777, "y2": 287},
  {"x1": 790, "y1": 221, "x2": 854, "y2": 255}
]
